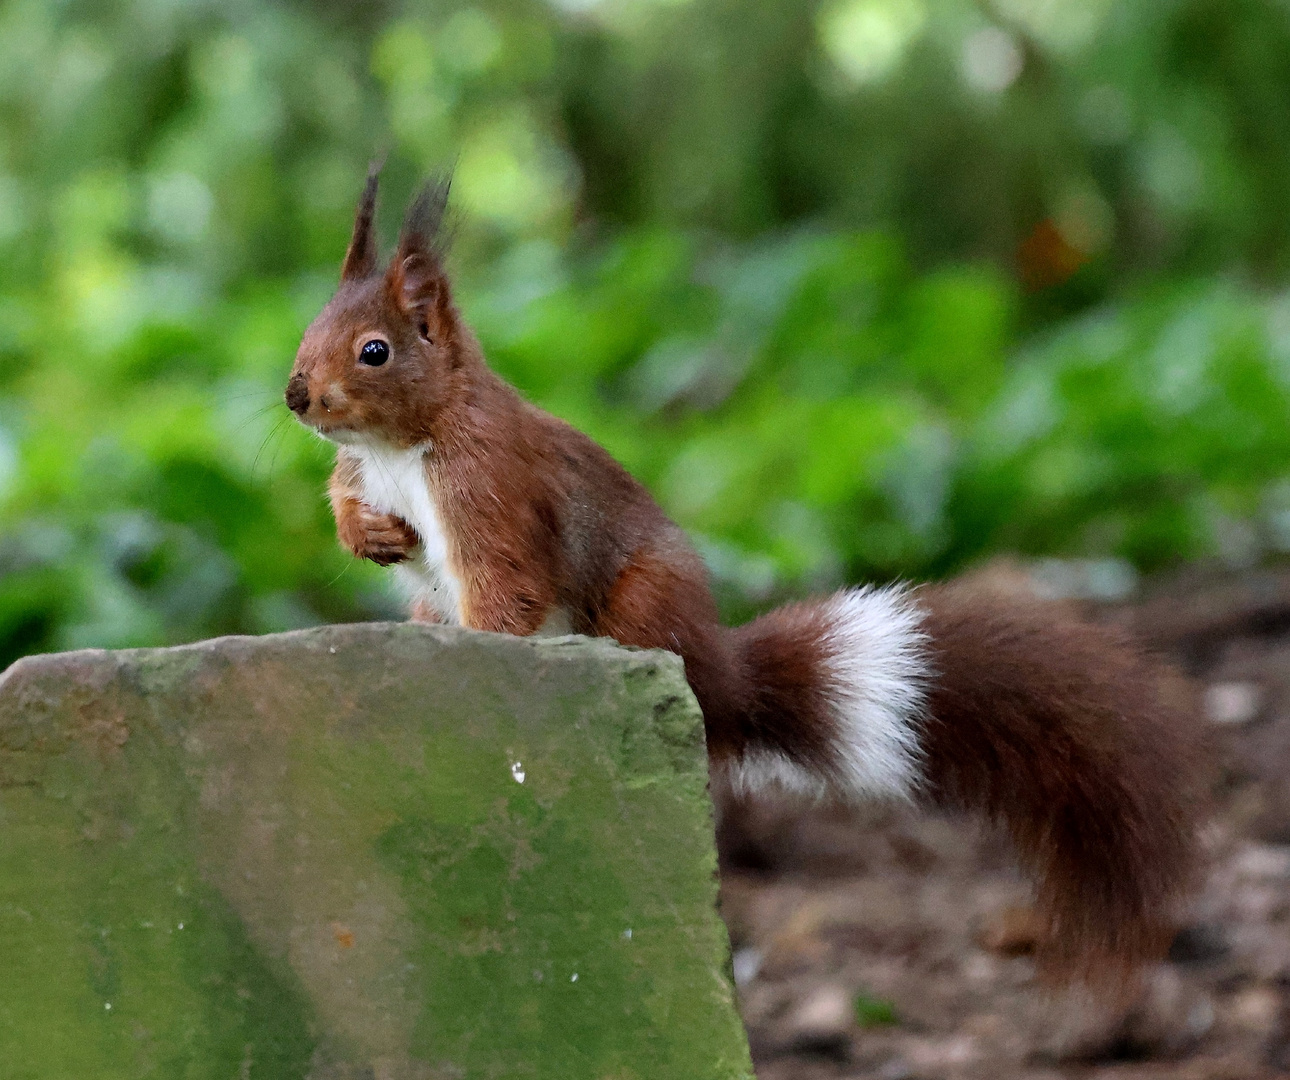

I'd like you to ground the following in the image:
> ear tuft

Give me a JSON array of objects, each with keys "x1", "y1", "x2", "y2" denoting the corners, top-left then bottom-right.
[
  {"x1": 397, "y1": 172, "x2": 453, "y2": 263},
  {"x1": 341, "y1": 161, "x2": 382, "y2": 281},
  {"x1": 386, "y1": 171, "x2": 456, "y2": 326}
]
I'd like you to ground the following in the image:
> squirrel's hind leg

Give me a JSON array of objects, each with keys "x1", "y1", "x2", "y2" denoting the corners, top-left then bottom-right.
[{"x1": 409, "y1": 597, "x2": 442, "y2": 624}]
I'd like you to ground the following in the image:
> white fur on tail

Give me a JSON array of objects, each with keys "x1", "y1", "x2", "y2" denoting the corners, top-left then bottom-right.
[
  {"x1": 820, "y1": 585, "x2": 929, "y2": 800},
  {"x1": 727, "y1": 585, "x2": 930, "y2": 802},
  {"x1": 726, "y1": 749, "x2": 836, "y2": 798}
]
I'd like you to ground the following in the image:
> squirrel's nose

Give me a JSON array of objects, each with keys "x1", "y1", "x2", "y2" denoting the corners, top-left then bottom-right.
[{"x1": 285, "y1": 372, "x2": 310, "y2": 415}]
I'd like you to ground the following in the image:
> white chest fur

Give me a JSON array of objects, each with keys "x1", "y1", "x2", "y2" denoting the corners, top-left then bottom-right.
[{"x1": 345, "y1": 439, "x2": 463, "y2": 624}]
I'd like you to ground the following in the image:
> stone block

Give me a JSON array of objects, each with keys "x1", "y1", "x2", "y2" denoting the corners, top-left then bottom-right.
[{"x1": 0, "y1": 623, "x2": 752, "y2": 1079}]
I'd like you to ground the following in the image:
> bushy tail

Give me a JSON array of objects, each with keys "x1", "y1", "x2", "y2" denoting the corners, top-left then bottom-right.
[{"x1": 721, "y1": 581, "x2": 1206, "y2": 983}]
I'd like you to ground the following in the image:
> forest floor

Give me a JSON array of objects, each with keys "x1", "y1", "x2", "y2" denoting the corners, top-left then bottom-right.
[{"x1": 717, "y1": 561, "x2": 1290, "y2": 1080}]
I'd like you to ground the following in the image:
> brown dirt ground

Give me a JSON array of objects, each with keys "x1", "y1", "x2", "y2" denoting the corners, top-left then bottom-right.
[{"x1": 716, "y1": 562, "x2": 1290, "y2": 1080}]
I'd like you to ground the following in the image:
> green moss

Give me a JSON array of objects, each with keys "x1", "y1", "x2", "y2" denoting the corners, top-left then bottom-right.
[
  {"x1": 854, "y1": 994, "x2": 899, "y2": 1029},
  {"x1": 0, "y1": 741, "x2": 315, "y2": 1079},
  {"x1": 0, "y1": 625, "x2": 753, "y2": 1079}
]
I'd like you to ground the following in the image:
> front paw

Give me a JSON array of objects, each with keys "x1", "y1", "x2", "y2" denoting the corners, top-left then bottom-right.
[{"x1": 341, "y1": 507, "x2": 420, "y2": 566}]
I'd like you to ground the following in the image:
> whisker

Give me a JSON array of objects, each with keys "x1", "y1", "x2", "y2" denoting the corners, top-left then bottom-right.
[
  {"x1": 229, "y1": 401, "x2": 287, "y2": 437},
  {"x1": 325, "y1": 557, "x2": 354, "y2": 590},
  {"x1": 222, "y1": 388, "x2": 283, "y2": 402},
  {"x1": 265, "y1": 413, "x2": 295, "y2": 486},
  {"x1": 251, "y1": 414, "x2": 292, "y2": 485}
]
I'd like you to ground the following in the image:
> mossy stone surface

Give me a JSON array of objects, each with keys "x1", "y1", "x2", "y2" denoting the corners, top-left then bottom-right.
[{"x1": 0, "y1": 623, "x2": 752, "y2": 1079}]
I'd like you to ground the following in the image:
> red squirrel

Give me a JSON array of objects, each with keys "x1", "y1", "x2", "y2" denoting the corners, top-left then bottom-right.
[{"x1": 285, "y1": 169, "x2": 1204, "y2": 983}]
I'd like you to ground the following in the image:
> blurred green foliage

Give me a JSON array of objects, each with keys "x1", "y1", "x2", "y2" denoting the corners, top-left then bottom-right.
[{"x1": 2, "y1": 0, "x2": 1290, "y2": 664}]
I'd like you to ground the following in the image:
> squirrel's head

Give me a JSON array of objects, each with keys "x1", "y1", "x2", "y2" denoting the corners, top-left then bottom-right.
[{"x1": 286, "y1": 168, "x2": 466, "y2": 447}]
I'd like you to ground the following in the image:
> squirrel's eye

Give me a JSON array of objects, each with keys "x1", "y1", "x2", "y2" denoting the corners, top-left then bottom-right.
[{"x1": 359, "y1": 339, "x2": 390, "y2": 366}]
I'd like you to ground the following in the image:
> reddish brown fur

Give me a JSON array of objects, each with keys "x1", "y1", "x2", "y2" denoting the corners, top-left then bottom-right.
[
  {"x1": 729, "y1": 601, "x2": 855, "y2": 785},
  {"x1": 918, "y1": 582, "x2": 1206, "y2": 983},
  {"x1": 285, "y1": 171, "x2": 1207, "y2": 984}
]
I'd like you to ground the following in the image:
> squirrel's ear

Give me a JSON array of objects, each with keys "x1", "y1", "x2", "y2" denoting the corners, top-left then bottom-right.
[
  {"x1": 386, "y1": 174, "x2": 454, "y2": 330},
  {"x1": 340, "y1": 164, "x2": 381, "y2": 281}
]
